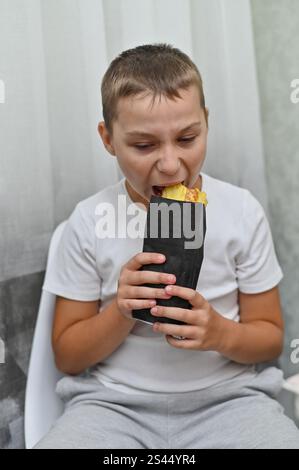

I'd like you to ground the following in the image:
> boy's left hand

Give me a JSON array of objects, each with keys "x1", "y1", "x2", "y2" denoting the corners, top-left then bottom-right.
[{"x1": 151, "y1": 284, "x2": 224, "y2": 351}]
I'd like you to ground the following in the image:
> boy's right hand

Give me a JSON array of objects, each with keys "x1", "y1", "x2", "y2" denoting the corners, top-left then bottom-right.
[{"x1": 117, "y1": 253, "x2": 176, "y2": 320}]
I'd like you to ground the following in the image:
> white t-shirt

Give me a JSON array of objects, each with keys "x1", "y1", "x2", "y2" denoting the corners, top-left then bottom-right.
[{"x1": 43, "y1": 172, "x2": 283, "y2": 394}]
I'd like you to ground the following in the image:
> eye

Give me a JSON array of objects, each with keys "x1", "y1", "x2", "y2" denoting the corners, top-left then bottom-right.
[
  {"x1": 179, "y1": 136, "x2": 197, "y2": 143},
  {"x1": 133, "y1": 144, "x2": 154, "y2": 150}
]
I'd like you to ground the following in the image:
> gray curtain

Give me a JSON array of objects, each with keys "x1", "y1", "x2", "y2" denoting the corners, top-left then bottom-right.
[{"x1": 251, "y1": 0, "x2": 299, "y2": 419}]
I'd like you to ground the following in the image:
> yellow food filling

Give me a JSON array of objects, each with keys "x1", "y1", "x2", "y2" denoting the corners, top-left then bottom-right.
[{"x1": 161, "y1": 183, "x2": 208, "y2": 206}]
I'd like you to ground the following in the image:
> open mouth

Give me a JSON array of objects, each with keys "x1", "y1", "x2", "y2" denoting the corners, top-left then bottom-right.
[{"x1": 152, "y1": 180, "x2": 185, "y2": 197}]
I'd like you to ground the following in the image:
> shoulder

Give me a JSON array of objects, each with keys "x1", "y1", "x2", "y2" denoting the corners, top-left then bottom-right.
[
  {"x1": 203, "y1": 172, "x2": 249, "y2": 200},
  {"x1": 202, "y1": 172, "x2": 255, "y2": 222},
  {"x1": 69, "y1": 178, "x2": 125, "y2": 228}
]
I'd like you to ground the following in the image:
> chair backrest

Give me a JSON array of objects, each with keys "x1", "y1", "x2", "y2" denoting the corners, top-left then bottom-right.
[{"x1": 24, "y1": 221, "x2": 67, "y2": 449}]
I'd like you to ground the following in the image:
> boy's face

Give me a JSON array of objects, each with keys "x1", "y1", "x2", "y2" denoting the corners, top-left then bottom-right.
[{"x1": 98, "y1": 85, "x2": 208, "y2": 208}]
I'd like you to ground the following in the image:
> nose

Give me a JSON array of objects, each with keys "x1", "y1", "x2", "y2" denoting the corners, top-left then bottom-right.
[{"x1": 156, "y1": 147, "x2": 181, "y2": 175}]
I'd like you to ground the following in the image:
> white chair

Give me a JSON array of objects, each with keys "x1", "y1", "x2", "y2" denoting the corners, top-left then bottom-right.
[
  {"x1": 24, "y1": 221, "x2": 67, "y2": 449},
  {"x1": 283, "y1": 374, "x2": 299, "y2": 422}
]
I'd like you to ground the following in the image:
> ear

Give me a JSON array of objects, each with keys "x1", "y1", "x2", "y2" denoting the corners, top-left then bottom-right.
[
  {"x1": 98, "y1": 121, "x2": 116, "y2": 156},
  {"x1": 204, "y1": 107, "x2": 209, "y2": 129}
]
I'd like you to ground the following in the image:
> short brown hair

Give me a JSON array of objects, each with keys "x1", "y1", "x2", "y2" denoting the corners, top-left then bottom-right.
[{"x1": 101, "y1": 43, "x2": 207, "y2": 135}]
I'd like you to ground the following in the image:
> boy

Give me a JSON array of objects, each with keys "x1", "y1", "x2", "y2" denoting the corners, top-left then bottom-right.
[{"x1": 35, "y1": 44, "x2": 299, "y2": 449}]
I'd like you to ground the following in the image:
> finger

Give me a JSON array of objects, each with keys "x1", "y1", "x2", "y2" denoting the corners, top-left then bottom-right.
[
  {"x1": 165, "y1": 335, "x2": 199, "y2": 349},
  {"x1": 127, "y1": 286, "x2": 173, "y2": 300},
  {"x1": 126, "y1": 252, "x2": 166, "y2": 271},
  {"x1": 164, "y1": 285, "x2": 206, "y2": 308},
  {"x1": 151, "y1": 305, "x2": 197, "y2": 325},
  {"x1": 129, "y1": 270, "x2": 176, "y2": 286},
  {"x1": 124, "y1": 298, "x2": 157, "y2": 311},
  {"x1": 152, "y1": 321, "x2": 196, "y2": 339}
]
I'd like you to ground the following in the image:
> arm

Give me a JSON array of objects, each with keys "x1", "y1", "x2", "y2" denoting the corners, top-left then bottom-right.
[
  {"x1": 53, "y1": 252, "x2": 174, "y2": 375},
  {"x1": 52, "y1": 296, "x2": 136, "y2": 375},
  {"x1": 217, "y1": 286, "x2": 284, "y2": 364}
]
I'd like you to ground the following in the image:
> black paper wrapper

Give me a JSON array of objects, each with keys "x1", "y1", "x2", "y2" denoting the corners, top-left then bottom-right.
[{"x1": 132, "y1": 195, "x2": 207, "y2": 326}]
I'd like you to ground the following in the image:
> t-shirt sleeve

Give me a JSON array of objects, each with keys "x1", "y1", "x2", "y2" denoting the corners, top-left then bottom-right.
[
  {"x1": 42, "y1": 202, "x2": 102, "y2": 301},
  {"x1": 236, "y1": 190, "x2": 283, "y2": 293}
]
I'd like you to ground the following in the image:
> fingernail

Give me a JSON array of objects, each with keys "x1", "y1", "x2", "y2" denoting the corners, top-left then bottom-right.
[
  {"x1": 166, "y1": 285, "x2": 173, "y2": 292},
  {"x1": 151, "y1": 307, "x2": 158, "y2": 314}
]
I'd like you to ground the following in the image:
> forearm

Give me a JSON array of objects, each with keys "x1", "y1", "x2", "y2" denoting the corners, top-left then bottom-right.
[
  {"x1": 217, "y1": 316, "x2": 283, "y2": 364},
  {"x1": 54, "y1": 298, "x2": 136, "y2": 375}
]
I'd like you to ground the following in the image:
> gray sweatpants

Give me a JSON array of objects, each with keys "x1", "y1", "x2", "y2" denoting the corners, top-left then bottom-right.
[{"x1": 34, "y1": 367, "x2": 299, "y2": 449}]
